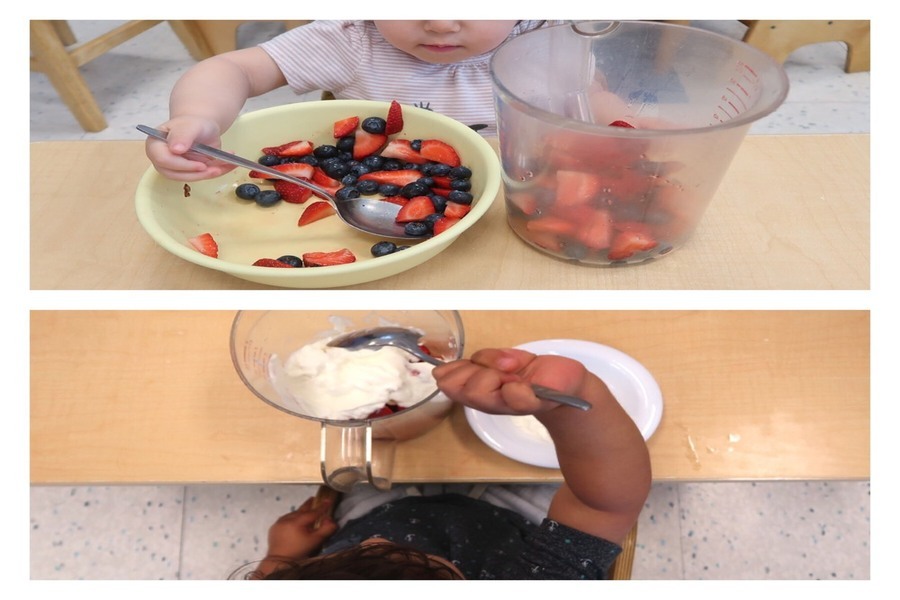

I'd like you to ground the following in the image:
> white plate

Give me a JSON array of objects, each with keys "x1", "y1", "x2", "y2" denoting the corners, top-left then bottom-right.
[{"x1": 464, "y1": 339, "x2": 663, "y2": 469}]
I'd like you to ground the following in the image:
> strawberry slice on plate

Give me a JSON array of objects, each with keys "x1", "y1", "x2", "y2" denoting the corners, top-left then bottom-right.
[
  {"x1": 395, "y1": 196, "x2": 436, "y2": 223},
  {"x1": 298, "y1": 201, "x2": 336, "y2": 226},
  {"x1": 273, "y1": 180, "x2": 313, "y2": 204},
  {"x1": 252, "y1": 257, "x2": 294, "y2": 268},
  {"x1": 385, "y1": 100, "x2": 404, "y2": 135},
  {"x1": 333, "y1": 115, "x2": 359, "y2": 138},
  {"x1": 433, "y1": 216, "x2": 461, "y2": 235},
  {"x1": 419, "y1": 139, "x2": 461, "y2": 167},
  {"x1": 302, "y1": 248, "x2": 357, "y2": 267},
  {"x1": 443, "y1": 201, "x2": 471, "y2": 219},
  {"x1": 249, "y1": 162, "x2": 315, "y2": 180},
  {"x1": 358, "y1": 169, "x2": 422, "y2": 187},
  {"x1": 380, "y1": 139, "x2": 427, "y2": 164},
  {"x1": 353, "y1": 130, "x2": 388, "y2": 160},
  {"x1": 188, "y1": 232, "x2": 218, "y2": 257},
  {"x1": 261, "y1": 140, "x2": 314, "y2": 157}
]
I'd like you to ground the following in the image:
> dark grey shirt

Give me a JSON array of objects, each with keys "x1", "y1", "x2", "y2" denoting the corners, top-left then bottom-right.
[{"x1": 320, "y1": 493, "x2": 621, "y2": 579}]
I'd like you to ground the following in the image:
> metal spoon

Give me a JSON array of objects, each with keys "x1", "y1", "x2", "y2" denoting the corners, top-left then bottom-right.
[
  {"x1": 137, "y1": 124, "x2": 416, "y2": 240},
  {"x1": 328, "y1": 326, "x2": 592, "y2": 411}
]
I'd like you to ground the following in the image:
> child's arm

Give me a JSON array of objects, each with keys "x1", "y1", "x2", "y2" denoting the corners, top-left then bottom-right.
[
  {"x1": 145, "y1": 47, "x2": 287, "y2": 181},
  {"x1": 432, "y1": 348, "x2": 651, "y2": 545}
]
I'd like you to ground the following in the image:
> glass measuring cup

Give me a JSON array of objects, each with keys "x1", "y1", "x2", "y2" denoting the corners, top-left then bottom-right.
[
  {"x1": 490, "y1": 21, "x2": 789, "y2": 265},
  {"x1": 230, "y1": 310, "x2": 464, "y2": 492}
]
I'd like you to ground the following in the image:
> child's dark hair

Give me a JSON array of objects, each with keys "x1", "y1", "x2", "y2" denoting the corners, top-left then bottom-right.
[{"x1": 245, "y1": 542, "x2": 465, "y2": 580}]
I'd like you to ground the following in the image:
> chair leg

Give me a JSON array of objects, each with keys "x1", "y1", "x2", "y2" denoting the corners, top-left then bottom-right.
[
  {"x1": 609, "y1": 522, "x2": 637, "y2": 580},
  {"x1": 167, "y1": 20, "x2": 215, "y2": 61},
  {"x1": 50, "y1": 20, "x2": 76, "y2": 46},
  {"x1": 30, "y1": 20, "x2": 106, "y2": 132}
]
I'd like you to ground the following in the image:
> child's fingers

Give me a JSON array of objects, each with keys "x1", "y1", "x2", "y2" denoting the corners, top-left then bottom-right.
[{"x1": 469, "y1": 348, "x2": 536, "y2": 373}]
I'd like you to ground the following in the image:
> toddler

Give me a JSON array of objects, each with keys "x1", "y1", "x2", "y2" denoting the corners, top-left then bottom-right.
[
  {"x1": 239, "y1": 347, "x2": 652, "y2": 580},
  {"x1": 146, "y1": 20, "x2": 550, "y2": 181}
]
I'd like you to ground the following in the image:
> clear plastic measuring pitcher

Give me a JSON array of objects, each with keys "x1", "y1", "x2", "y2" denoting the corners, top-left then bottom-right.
[
  {"x1": 230, "y1": 310, "x2": 464, "y2": 492},
  {"x1": 491, "y1": 21, "x2": 789, "y2": 265}
]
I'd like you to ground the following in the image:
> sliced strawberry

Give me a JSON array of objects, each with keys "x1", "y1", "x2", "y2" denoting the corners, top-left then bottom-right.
[
  {"x1": 353, "y1": 130, "x2": 388, "y2": 160},
  {"x1": 430, "y1": 175, "x2": 453, "y2": 188},
  {"x1": 419, "y1": 139, "x2": 461, "y2": 167},
  {"x1": 358, "y1": 169, "x2": 422, "y2": 187},
  {"x1": 380, "y1": 139, "x2": 427, "y2": 164},
  {"x1": 433, "y1": 216, "x2": 461, "y2": 235},
  {"x1": 507, "y1": 191, "x2": 540, "y2": 216},
  {"x1": 607, "y1": 228, "x2": 658, "y2": 260},
  {"x1": 443, "y1": 201, "x2": 471, "y2": 219},
  {"x1": 298, "y1": 201, "x2": 336, "y2": 226},
  {"x1": 525, "y1": 215, "x2": 577, "y2": 236},
  {"x1": 554, "y1": 170, "x2": 603, "y2": 207},
  {"x1": 273, "y1": 180, "x2": 313, "y2": 204},
  {"x1": 333, "y1": 115, "x2": 360, "y2": 138},
  {"x1": 188, "y1": 232, "x2": 218, "y2": 258},
  {"x1": 572, "y1": 208, "x2": 613, "y2": 250},
  {"x1": 311, "y1": 168, "x2": 342, "y2": 190},
  {"x1": 302, "y1": 248, "x2": 357, "y2": 267},
  {"x1": 261, "y1": 140, "x2": 314, "y2": 157},
  {"x1": 249, "y1": 162, "x2": 315, "y2": 180},
  {"x1": 252, "y1": 258, "x2": 294, "y2": 268},
  {"x1": 608, "y1": 120, "x2": 636, "y2": 128},
  {"x1": 395, "y1": 196, "x2": 436, "y2": 223},
  {"x1": 366, "y1": 405, "x2": 394, "y2": 419},
  {"x1": 385, "y1": 100, "x2": 404, "y2": 135},
  {"x1": 381, "y1": 195, "x2": 408, "y2": 206}
]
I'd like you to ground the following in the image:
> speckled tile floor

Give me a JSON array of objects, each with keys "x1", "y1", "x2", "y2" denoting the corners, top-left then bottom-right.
[{"x1": 29, "y1": 20, "x2": 871, "y2": 580}]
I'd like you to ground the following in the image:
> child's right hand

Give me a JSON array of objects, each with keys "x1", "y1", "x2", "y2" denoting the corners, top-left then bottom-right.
[
  {"x1": 144, "y1": 116, "x2": 236, "y2": 181},
  {"x1": 432, "y1": 348, "x2": 594, "y2": 415}
]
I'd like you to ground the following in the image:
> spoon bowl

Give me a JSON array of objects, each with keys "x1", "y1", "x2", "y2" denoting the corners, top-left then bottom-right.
[
  {"x1": 328, "y1": 326, "x2": 592, "y2": 411},
  {"x1": 138, "y1": 124, "x2": 415, "y2": 240}
]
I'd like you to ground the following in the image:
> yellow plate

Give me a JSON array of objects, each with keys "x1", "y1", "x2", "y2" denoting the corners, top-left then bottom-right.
[{"x1": 135, "y1": 100, "x2": 500, "y2": 288}]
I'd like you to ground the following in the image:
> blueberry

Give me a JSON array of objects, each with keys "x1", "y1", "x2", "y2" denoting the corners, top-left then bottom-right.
[
  {"x1": 313, "y1": 144, "x2": 339, "y2": 159},
  {"x1": 370, "y1": 241, "x2": 398, "y2": 257},
  {"x1": 336, "y1": 136, "x2": 356, "y2": 153},
  {"x1": 450, "y1": 179, "x2": 472, "y2": 191},
  {"x1": 276, "y1": 255, "x2": 303, "y2": 267},
  {"x1": 423, "y1": 213, "x2": 443, "y2": 230},
  {"x1": 362, "y1": 155, "x2": 385, "y2": 170},
  {"x1": 255, "y1": 189, "x2": 281, "y2": 207},
  {"x1": 429, "y1": 194, "x2": 447, "y2": 212},
  {"x1": 410, "y1": 139, "x2": 422, "y2": 151},
  {"x1": 404, "y1": 221, "x2": 430, "y2": 236},
  {"x1": 361, "y1": 117, "x2": 386, "y2": 134},
  {"x1": 378, "y1": 183, "x2": 401, "y2": 196},
  {"x1": 235, "y1": 183, "x2": 260, "y2": 200},
  {"x1": 357, "y1": 179, "x2": 380, "y2": 195},
  {"x1": 401, "y1": 181, "x2": 431, "y2": 198},
  {"x1": 341, "y1": 174, "x2": 359, "y2": 186},
  {"x1": 416, "y1": 176, "x2": 435, "y2": 187},
  {"x1": 430, "y1": 163, "x2": 451, "y2": 176},
  {"x1": 321, "y1": 158, "x2": 350, "y2": 179},
  {"x1": 297, "y1": 155, "x2": 318, "y2": 166},
  {"x1": 350, "y1": 163, "x2": 371, "y2": 177},
  {"x1": 382, "y1": 158, "x2": 404, "y2": 171},
  {"x1": 447, "y1": 190, "x2": 473, "y2": 204},
  {"x1": 258, "y1": 155, "x2": 280, "y2": 167},
  {"x1": 449, "y1": 166, "x2": 472, "y2": 179},
  {"x1": 336, "y1": 186, "x2": 361, "y2": 201}
]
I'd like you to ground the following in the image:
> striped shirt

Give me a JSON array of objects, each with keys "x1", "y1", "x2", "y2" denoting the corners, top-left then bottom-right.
[{"x1": 259, "y1": 20, "x2": 551, "y2": 137}]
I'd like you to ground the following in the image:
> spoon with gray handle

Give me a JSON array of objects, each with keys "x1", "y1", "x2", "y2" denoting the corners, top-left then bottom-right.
[
  {"x1": 327, "y1": 326, "x2": 592, "y2": 411},
  {"x1": 137, "y1": 124, "x2": 417, "y2": 240}
]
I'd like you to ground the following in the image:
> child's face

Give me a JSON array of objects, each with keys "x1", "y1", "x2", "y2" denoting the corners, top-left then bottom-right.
[{"x1": 374, "y1": 20, "x2": 519, "y2": 63}]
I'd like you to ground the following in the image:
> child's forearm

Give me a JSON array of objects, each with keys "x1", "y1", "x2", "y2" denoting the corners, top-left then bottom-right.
[
  {"x1": 168, "y1": 48, "x2": 285, "y2": 132},
  {"x1": 537, "y1": 374, "x2": 651, "y2": 540}
]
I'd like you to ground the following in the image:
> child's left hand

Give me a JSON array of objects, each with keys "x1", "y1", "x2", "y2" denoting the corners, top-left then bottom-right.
[{"x1": 263, "y1": 495, "x2": 339, "y2": 563}]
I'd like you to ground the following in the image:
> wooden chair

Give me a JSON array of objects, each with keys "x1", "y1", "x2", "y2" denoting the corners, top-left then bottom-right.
[
  {"x1": 30, "y1": 20, "x2": 215, "y2": 132},
  {"x1": 180, "y1": 20, "x2": 311, "y2": 55},
  {"x1": 740, "y1": 20, "x2": 870, "y2": 73},
  {"x1": 609, "y1": 523, "x2": 638, "y2": 580}
]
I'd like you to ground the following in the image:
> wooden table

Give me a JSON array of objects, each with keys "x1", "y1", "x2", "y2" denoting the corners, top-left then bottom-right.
[
  {"x1": 30, "y1": 135, "x2": 869, "y2": 290},
  {"x1": 30, "y1": 310, "x2": 869, "y2": 485}
]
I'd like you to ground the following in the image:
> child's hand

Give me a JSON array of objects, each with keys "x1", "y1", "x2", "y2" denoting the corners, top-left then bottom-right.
[
  {"x1": 432, "y1": 348, "x2": 592, "y2": 415},
  {"x1": 264, "y1": 495, "x2": 339, "y2": 562},
  {"x1": 144, "y1": 116, "x2": 236, "y2": 181}
]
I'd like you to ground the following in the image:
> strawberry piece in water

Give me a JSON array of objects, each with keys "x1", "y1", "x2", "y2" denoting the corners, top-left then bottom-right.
[
  {"x1": 608, "y1": 120, "x2": 636, "y2": 128},
  {"x1": 273, "y1": 180, "x2": 313, "y2": 204},
  {"x1": 419, "y1": 139, "x2": 461, "y2": 167},
  {"x1": 302, "y1": 248, "x2": 357, "y2": 267},
  {"x1": 188, "y1": 232, "x2": 218, "y2": 257},
  {"x1": 607, "y1": 224, "x2": 658, "y2": 260},
  {"x1": 261, "y1": 140, "x2": 314, "y2": 157},
  {"x1": 298, "y1": 201, "x2": 336, "y2": 226},
  {"x1": 333, "y1": 116, "x2": 359, "y2": 138},
  {"x1": 252, "y1": 258, "x2": 294, "y2": 268},
  {"x1": 395, "y1": 196, "x2": 436, "y2": 223}
]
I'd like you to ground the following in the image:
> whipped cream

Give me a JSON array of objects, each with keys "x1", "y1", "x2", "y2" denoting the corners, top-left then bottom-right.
[{"x1": 269, "y1": 336, "x2": 437, "y2": 420}]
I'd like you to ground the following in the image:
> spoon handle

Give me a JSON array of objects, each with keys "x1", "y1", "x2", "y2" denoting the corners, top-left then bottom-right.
[
  {"x1": 530, "y1": 385, "x2": 592, "y2": 411},
  {"x1": 136, "y1": 124, "x2": 335, "y2": 201}
]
